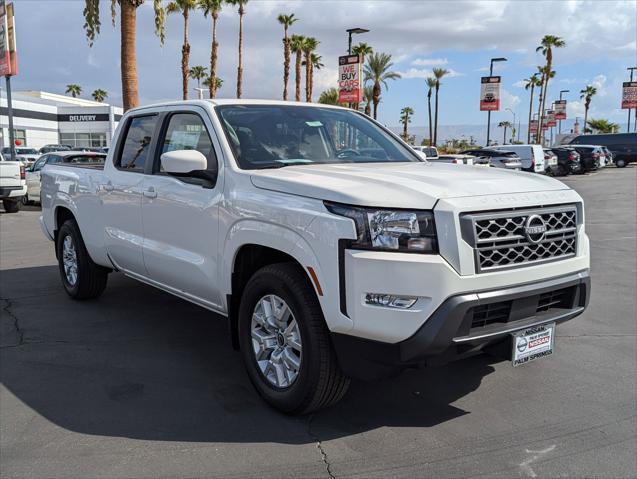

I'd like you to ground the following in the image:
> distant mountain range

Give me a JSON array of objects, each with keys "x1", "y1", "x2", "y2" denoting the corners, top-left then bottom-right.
[{"x1": 389, "y1": 120, "x2": 630, "y2": 146}]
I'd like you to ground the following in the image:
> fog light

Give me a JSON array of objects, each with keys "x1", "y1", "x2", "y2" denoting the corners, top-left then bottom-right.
[{"x1": 364, "y1": 293, "x2": 418, "y2": 309}]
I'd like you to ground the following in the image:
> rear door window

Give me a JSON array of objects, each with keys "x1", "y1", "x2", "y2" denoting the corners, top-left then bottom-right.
[{"x1": 117, "y1": 115, "x2": 158, "y2": 172}]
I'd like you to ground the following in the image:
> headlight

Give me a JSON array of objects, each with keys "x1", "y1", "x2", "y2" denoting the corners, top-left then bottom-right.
[{"x1": 325, "y1": 202, "x2": 438, "y2": 254}]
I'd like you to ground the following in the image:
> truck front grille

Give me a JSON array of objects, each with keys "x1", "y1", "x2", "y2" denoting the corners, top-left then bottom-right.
[{"x1": 461, "y1": 205, "x2": 578, "y2": 273}]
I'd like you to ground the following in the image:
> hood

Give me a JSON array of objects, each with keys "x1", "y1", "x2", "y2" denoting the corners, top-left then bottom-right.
[{"x1": 250, "y1": 162, "x2": 570, "y2": 209}]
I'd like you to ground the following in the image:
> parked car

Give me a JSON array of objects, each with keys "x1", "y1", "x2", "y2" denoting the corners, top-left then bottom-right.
[
  {"x1": 461, "y1": 149, "x2": 522, "y2": 170},
  {"x1": 0, "y1": 152, "x2": 26, "y2": 212},
  {"x1": 551, "y1": 147, "x2": 582, "y2": 176},
  {"x1": 567, "y1": 133, "x2": 636, "y2": 168},
  {"x1": 39, "y1": 144, "x2": 72, "y2": 154},
  {"x1": 543, "y1": 148, "x2": 559, "y2": 174},
  {"x1": 26, "y1": 151, "x2": 106, "y2": 203},
  {"x1": 436, "y1": 154, "x2": 475, "y2": 165},
  {"x1": 570, "y1": 145, "x2": 604, "y2": 172},
  {"x1": 1, "y1": 147, "x2": 40, "y2": 167},
  {"x1": 412, "y1": 145, "x2": 439, "y2": 160},
  {"x1": 40, "y1": 100, "x2": 591, "y2": 414},
  {"x1": 490, "y1": 145, "x2": 547, "y2": 173}
]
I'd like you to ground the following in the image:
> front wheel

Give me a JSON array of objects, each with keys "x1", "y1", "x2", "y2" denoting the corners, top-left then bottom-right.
[
  {"x1": 238, "y1": 263, "x2": 350, "y2": 414},
  {"x1": 615, "y1": 158, "x2": 626, "y2": 168},
  {"x1": 56, "y1": 219, "x2": 108, "y2": 299}
]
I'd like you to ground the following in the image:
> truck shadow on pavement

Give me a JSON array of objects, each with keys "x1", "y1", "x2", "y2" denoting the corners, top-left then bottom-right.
[{"x1": 1, "y1": 266, "x2": 497, "y2": 444}]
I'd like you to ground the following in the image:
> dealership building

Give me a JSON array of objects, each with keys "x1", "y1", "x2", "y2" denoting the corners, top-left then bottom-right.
[{"x1": 0, "y1": 90, "x2": 122, "y2": 150}]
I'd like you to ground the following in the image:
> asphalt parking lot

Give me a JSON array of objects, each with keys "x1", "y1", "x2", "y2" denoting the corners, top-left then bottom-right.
[{"x1": 1, "y1": 167, "x2": 636, "y2": 479}]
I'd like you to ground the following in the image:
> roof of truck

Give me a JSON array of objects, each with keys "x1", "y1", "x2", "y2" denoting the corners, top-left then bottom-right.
[{"x1": 132, "y1": 99, "x2": 347, "y2": 112}]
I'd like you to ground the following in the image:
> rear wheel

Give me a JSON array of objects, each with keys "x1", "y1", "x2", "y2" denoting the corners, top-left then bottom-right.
[
  {"x1": 2, "y1": 199, "x2": 21, "y2": 213},
  {"x1": 615, "y1": 158, "x2": 626, "y2": 168},
  {"x1": 56, "y1": 219, "x2": 108, "y2": 299},
  {"x1": 238, "y1": 263, "x2": 350, "y2": 414}
]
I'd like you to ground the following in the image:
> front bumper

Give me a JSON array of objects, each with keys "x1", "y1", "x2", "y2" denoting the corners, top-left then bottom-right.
[{"x1": 332, "y1": 270, "x2": 590, "y2": 380}]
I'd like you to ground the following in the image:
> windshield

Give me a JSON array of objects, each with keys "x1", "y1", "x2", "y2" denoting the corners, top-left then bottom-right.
[{"x1": 216, "y1": 105, "x2": 420, "y2": 170}]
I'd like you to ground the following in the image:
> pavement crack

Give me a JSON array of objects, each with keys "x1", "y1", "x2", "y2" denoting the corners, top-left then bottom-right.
[
  {"x1": 307, "y1": 413, "x2": 336, "y2": 479},
  {"x1": 2, "y1": 298, "x2": 25, "y2": 348}
]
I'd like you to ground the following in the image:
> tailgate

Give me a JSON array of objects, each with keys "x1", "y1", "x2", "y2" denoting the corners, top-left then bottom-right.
[{"x1": 0, "y1": 162, "x2": 22, "y2": 187}]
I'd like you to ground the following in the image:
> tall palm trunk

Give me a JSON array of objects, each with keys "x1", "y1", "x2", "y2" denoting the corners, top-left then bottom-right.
[
  {"x1": 402, "y1": 117, "x2": 408, "y2": 140},
  {"x1": 372, "y1": 81, "x2": 381, "y2": 119},
  {"x1": 538, "y1": 55, "x2": 552, "y2": 142},
  {"x1": 583, "y1": 102, "x2": 590, "y2": 132},
  {"x1": 433, "y1": 84, "x2": 440, "y2": 146},
  {"x1": 282, "y1": 30, "x2": 290, "y2": 100},
  {"x1": 304, "y1": 51, "x2": 311, "y2": 102},
  {"x1": 502, "y1": 125, "x2": 507, "y2": 144},
  {"x1": 181, "y1": 10, "x2": 190, "y2": 100},
  {"x1": 294, "y1": 50, "x2": 302, "y2": 102},
  {"x1": 427, "y1": 90, "x2": 433, "y2": 146},
  {"x1": 527, "y1": 84, "x2": 535, "y2": 143},
  {"x1": 120, "y1": 0, "x2": 139, "y2": 111},
  {"x1": 309, "y1": 63, "x2": 314, "y2": 102},
  {"x1": 536, "y1": 74, "x2": 545, "y2": 143},
  {"x1": 210, "y1": 13, "x2": 219, "y2": 98},
  {"x1": 236, "y1": 5, "x2": 244, "y2": 98}
]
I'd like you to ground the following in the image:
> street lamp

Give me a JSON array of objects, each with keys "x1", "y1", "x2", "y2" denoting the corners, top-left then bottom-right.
[
  {"x1": 346, "y1": 27, "x2": 370, "y2": 55},
  {"x1": 558, "y1": 89, "x2": 569, "y2": 134},
  {"x1": 485, "y1": 57, "x2": 507, "y2": 146},
  {"x1": 627, "y1": 67, "x2": 637, "y2": 132},
  {"x1": 505, "y1": 107, "x2": 516, "y2": 144}
]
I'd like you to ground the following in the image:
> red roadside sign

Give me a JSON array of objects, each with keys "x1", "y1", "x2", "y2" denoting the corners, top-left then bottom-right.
[
  {"x1": 621, "y1": 81, "x2": 637, "y2": 109},
  {"x1": 554, "y1": 100, "x2": 567, "y2": 120},
  {"x1": 480, "y1": 76, "x2": 501, "y2": 111},
  {"x1": 338, "y1": 54, "x2": 362, "y2": 103},
  {"x1": 547, "y1": 110, "x2": 557, "y2": 127},
  {"x1": 0, "y1": 1, "x2": 17, "y2": 76},
  {"x1": 529, "y1": 120, "x2": 538, "y2": 135}
]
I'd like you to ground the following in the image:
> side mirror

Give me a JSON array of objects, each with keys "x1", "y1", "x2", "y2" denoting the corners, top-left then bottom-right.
[{"x1": 160, "y1": 149, "x2": 217, "y2": 188}]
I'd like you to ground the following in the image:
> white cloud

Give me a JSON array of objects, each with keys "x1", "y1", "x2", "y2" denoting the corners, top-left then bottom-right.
[
  {"x1": 512, "y1": 80, "x2": 526, "y2": 88},
  {"x1": 500, "y1": 88, "x2": 521, "y2": 110},
  {"x1": 398, "y1": 68, "x2": 463, "y2": 80},
  {"x1": 411, "y1": 58, "x2": 448, "y2": 67}
]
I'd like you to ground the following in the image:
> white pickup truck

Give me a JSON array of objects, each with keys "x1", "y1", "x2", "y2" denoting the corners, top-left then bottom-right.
[
  {"x1": 0, "y1": 152, "x2": 27, "y2": 212},
  {"x1": 40, "y1": 100, "x2": 591, "y2": 414}
]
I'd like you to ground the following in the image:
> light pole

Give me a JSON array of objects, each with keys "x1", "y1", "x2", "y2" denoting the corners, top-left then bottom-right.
[
  {"x1": 558, "y1": 89, "x2": 569, "y2": 134},
  {"x1": 627, "y1": 67, "x2": 637, "y2": 132},
  {"x1": 485, "y1": 57, "x2": 507, "y2": 146},
  {"x1": 506, "y1": 107, "x2": 516, "y2": 144},
  {"x1": 346, "y1": 27, "x2": 370, "y2": 55}
]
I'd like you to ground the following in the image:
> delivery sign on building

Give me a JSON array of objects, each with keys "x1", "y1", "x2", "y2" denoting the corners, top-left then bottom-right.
[
  {"x1": 338, "y1": 54, "x2": 362, "y2": 103},
  {"x1": 621, "y1": 81, "x2": 637, "y2": 109},
  {"x1": 480, "y1": 76, "x2": 501, "y2": 111},
  {"x1": 0, "y1": 1, "x2": 16, "y2": 76},
  {"x1": 554, "y1": 100, "x2": 567, "y2": 120}
]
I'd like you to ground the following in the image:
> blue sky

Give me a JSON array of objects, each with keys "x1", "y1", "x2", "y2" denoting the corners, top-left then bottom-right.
[{"x1": 11, "y1": 0, "x2": 637, "y2": 132}]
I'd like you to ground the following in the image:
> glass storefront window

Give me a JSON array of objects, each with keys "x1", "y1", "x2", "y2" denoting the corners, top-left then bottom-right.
[{"x1": 58, "y1": 132, "x2": 107, "y2": 148}]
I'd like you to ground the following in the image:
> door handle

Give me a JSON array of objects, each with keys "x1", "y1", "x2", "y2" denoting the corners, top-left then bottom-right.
[
  {"x1": 102, "y1": 183, "x2": 114, "y2": 192},
  {"x1": 143, "y1": 186, "x2": 157, "y2": 199}
]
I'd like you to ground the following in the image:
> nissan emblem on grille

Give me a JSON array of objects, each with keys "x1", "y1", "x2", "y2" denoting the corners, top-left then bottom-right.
[
  {"x1": 524, "y1": 215, "x2": 547, "y2": 243},
  {"x1": 461, "y1": 205, "x2": 578, "y2": 273}
]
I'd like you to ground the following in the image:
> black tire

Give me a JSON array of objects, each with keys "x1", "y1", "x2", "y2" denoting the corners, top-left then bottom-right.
[
  {"x1": 20, "y1": 195, "x2": 29, "y2": 206},
  {"x1": 56, "y1": 219, "x2": 108, "y2": 299},
  {"x1": 615, "y1": 158, "x2": 626, "y2": 168},
  {"x1": 2, "y1": 199, "x2": 21, "y2": 213},
  {"x1": 238, "y1": 263, "x2": 350, "y2": 414}
]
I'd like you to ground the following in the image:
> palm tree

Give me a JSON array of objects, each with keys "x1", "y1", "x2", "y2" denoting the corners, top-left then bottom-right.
[
  {"x1": 432, "y1": 67, "x2": 449, "y2": 146},
  {"x1": 203, "y1": 75, "x2": 223, "y2": 93},
  {"x1": 351, "y1": 42, "x2": 373, "y2": 59},
  {"x1": 166, "y1": 0, "x2": 197, "y2": 100},
  {"x1": 400, "y1": 107, "x2": 414, "y2": 142},
  {"x1": 91, "y1": 88, "x2": 108, "y2": 102},
  {"x1": 303, "y1": 52, "x2": 323, "y2": 102},
  {"x1": 536, "y1": 35, "x2": 566, "y2": 141},
  {"x1": 318, "y1": 88, "x2": 340, "y2": 105},
  {"x1": 290, "y1": 35, "x2": 305, "y2": 102},
  {"x1": 302, "y1": 37, "x2": 319, "y2": 102},
  {"x1": 580, "y1": 85, "x2": 597, "y2": 133},
  {"x1": 227, "y1": 0, "x2": 248, "y2": 98},
  {"x1": 65, "y1": 84, "x2": 82, "y2": 98},
  {"x1": 498, "y1": 120, "x2": 513, "y2": 144},
  {"x1": 277, "y1": 13, "x2": 298, "y2": 101},
  {"x1": 82, "y1": 0, "x2": 165, "y2": 111},
  {"x1": 586, "y1": 118, "x2": 618, "y2": 134},
  {"x1": 425, "y1": 77, "x2": 436, "y2": 146},
  {"x1": 199, "y1": 0, "x2": 224, "y2": 99},
  {"x1": 363, "y1": 85, "x2": 374, "y2": 116},
  {"x1": 189, "y1": 65, "x2": 208, "y2": 98},
  {"x1": 524, "y1": 74, "x2": 541, "y2": 143},
  {"x1": 363, "y1": 52, "x2": 401, "y2": 120}
]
